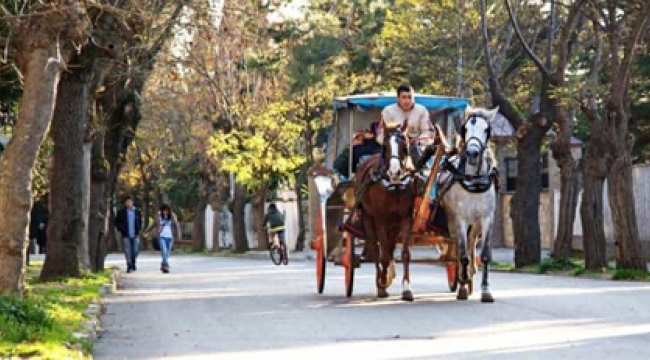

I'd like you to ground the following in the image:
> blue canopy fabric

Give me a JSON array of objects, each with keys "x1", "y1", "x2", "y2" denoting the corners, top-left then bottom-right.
[{"x1": 333, "y1": 93, "x2": 470, "y2": 114}]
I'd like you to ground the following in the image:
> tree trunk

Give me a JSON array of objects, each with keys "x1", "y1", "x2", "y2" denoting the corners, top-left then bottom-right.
[
  {"x1": 609, "y1": 141, "x2": 646, "y2": 270},
  {"x1": 294, "y1": 167, "x2": 307, "y2": 251},
  {"x1": 511, "y1": 127, "x2": 544, "y2": 267},
  {"x1": 41, "y1": 66, "x2": 91, "y2": 281},
  {"x1": 88, "y1": 135, "x2": 110, "y2": 272},
  {"x1": 252, "y1": 186, "x2": 268, "y2": 250},
  {"x1": 581, "y1": 157, "x2": 609, "y2": 269},
  {"x1": 0, "y1": 49, "x2": 63, "y2": 294},
  {"x1": 551, "y1": 144, "x2": 581, "y2": 259},
  {"x1": 232, "y1": 183, "x2": 249, "y2": 252},
  {"x1": 192, "y1": 190, "x2": 209, "y2": 251},
  {"x1": 211, "y1": 203, "x2": 221, "y2": 252},
  {"x1": 79, "y1": 142, "x2": 92, "y2": 269}
]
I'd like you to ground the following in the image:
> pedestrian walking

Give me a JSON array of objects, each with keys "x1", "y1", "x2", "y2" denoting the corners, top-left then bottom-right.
[
  {"x1": 144, "y1": 204, "x2": 181, "y2": 273},
  {"x1": 115, "y1": 196, "x2": 143, "y2": 273}
]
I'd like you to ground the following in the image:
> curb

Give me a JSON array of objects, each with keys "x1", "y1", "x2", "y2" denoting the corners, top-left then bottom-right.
[{"x1": 73, "y1": 267, "x2": 121, "y2": 344}]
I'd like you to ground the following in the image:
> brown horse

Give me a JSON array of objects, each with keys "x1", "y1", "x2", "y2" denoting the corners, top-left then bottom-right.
[{"x1": 354, "y1": 125, "x2": 417, "y2": 301}]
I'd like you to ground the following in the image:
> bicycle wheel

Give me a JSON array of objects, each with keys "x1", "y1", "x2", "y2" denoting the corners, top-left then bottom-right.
[
  {"x1": 282, "y1": 243, "x2": 289, "y2": 265},
  {"x1": 269, "y1": 246, "x2": 282, "y2": 265}
]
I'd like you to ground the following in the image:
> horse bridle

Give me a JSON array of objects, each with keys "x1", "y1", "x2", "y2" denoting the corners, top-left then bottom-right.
[
  {"x1": 459, "y1": 114, "x2": 491, "y2": 176},
  {"x1": 381, "y1": 128, "x2": 410, "y2": 180}
]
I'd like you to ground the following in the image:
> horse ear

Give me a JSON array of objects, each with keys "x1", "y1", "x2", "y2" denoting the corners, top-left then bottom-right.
[{"x1": 487, "y1": 106, "x2": 500, "y2": 122}]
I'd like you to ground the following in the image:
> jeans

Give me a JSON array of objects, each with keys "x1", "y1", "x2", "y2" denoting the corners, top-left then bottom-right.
[
  {"x1": 123, "y1": 236, "x2": 140, "y2": 270},
  {"x1": 159, "y1": 236, "x2": 173, "y2": 268}
]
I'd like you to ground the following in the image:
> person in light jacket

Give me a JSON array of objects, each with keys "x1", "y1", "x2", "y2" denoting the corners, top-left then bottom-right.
[{"x1": 145, "y1": 204, "x2": 181, "y2": 273}]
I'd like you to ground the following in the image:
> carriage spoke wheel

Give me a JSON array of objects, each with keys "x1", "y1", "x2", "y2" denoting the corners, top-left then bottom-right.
[
  {"x1": 342, "y1": 233, "x2": 355, "y2": 297},
  {"x1": 446, "y1": 262, "x2": 458, "y2": 292},
  {"x1": 315, "y1": 235, "x2": 326, "y2": 294}
]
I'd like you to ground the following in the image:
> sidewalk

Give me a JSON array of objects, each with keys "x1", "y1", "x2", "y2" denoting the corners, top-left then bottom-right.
[{"x1": 241, "y1": 247, "x2": 551, "y2": 265}]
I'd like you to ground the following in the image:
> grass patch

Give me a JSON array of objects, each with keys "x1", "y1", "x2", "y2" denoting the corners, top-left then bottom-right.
[
  {"x1": 538, "y1": 257, "x2": 583, "y2": 274},
  {"x1": 612, "y1": 269, "x2": 650, "y2": 281},
  {"x1": 490, "y1": 261, "x2": 515, "y2": 271},
  {"x1": 0, "y1": 263, "x2": 112, "y2": 359}
]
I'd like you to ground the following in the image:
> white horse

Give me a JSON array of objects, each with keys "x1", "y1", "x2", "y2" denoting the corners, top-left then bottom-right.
[{"x1": 439, "y1": 105, "x2": 499, "y2": 302}]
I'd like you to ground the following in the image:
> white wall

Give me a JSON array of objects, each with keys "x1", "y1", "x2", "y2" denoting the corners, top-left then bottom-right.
[{"x1": 205, "y1": 201, "x2": 301, "y2": 251}]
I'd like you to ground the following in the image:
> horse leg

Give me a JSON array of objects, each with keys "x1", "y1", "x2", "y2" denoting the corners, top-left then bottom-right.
[
  {"x1": 366, "y1": 217, "x2": 388, "y2": 298},
  {"x1": 466, "y1": 225, "x2": 482, "y2": 297},
  {"x1": 375, "y1": 224, "x2": 392, "y2": 298},
  {"x1": 479, "y1": 218, "x2": 495, "y2": 303},
  {"x1": 386, "y1": 228, "x2": 397, "y2": 289},
  {"x1": 400, "y1": 218, "x2": 414, "y2": 302},
  {"x1": 456, "y1": 221, "x2": 470, "y2": 301}
]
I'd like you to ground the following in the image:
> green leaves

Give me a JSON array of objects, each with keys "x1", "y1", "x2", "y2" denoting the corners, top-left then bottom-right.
[{"x1": 208, "y1": 101, "x2": 306, "y2": 189}]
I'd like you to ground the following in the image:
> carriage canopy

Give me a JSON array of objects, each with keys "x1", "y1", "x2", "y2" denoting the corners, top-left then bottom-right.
[
  {"x1": 325, "y1": 92, "x2": 470, "y2": 171},
  {"x1": 333, "y1": 92, "x2": 470, "y2": 113}
]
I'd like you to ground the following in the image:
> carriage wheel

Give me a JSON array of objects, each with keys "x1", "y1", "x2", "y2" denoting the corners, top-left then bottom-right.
[
  {"x1": 315, "y1": 235, "x2": 326, "y2": 294},
  {"x1": 446, "y1": 262, "x2": 458, "y2": 292},
  {"x1": 343, "y1": 233, "x2": 355, "y2": 297}
]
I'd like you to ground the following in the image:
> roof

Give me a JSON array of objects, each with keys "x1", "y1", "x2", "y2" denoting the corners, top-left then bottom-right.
[{"x1": 333, "y1": 92, "x2": 470, "y2": 114}]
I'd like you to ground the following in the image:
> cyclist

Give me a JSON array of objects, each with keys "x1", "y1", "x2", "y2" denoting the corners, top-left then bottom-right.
[{"x1": 263, "y1": 203, "x2": 285, "y2": 250}]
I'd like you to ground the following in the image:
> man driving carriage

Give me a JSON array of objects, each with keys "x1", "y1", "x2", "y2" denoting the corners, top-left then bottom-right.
[
  {"x1": 376, "y1": 84, "x2": 439, "y2": 172},
  {"x1": 344, "y1": 84, "x2": 444, "y2": 239}
]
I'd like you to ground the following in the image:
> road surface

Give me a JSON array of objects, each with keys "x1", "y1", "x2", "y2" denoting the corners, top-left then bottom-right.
[{"x1": 94, "y1": 253, "x2": 650, "y2": 359}]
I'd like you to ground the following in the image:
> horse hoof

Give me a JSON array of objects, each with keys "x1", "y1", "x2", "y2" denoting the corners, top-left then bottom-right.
[
  {"x1": 401, "y1": 290, "x2": 414, "y2": 302},
  {"x1": 377, "y1": 288, "x2": 389, "y2": 298},
  {"x1": 457, "y1": 288, "x2": 468, "y2": 301},
  {"x1": 481, "y1": 293, "x2": 495, "y2": 303}
]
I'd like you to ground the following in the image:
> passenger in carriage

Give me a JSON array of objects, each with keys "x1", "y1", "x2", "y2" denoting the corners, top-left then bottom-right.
[{"x1": 333, "y1": 123, "x2": 381, "y2": 178}]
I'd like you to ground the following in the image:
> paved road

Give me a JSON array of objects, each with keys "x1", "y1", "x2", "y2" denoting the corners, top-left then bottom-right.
[{"x1": 94, "y1": 253, "x2": 650, "y2": 360}]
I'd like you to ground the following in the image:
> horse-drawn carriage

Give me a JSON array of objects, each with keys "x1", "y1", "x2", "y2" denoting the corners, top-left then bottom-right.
[{"x1": 308, "y1": 92, "x2": 474, "y2": 299}]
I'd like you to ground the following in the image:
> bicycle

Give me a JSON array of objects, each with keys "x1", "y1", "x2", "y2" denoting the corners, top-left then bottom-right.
[{"x1": 266, "y1": 228, "x2": 289, "y2": 266}]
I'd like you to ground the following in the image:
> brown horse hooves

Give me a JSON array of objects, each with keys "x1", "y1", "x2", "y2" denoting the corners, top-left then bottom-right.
[
  {"x1": 457, "y1": 287, "x2": 468, "y2": 301},
  {"x1": 481, "y1": 292, "x2": 495, "y2": 303},
  {"x1": 377, "y1": 288, "x2": 389, "y2": 298},
  {"x1": 401, "y1": 290, "x2": 414, "y2": 302}
]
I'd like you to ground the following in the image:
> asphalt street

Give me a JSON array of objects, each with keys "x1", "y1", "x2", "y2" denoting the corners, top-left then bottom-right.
[{"x1": 93, "y1": 253, "x2": 650, "y2": 360}]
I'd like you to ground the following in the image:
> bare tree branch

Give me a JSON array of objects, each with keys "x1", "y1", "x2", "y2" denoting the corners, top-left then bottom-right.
[
  {"x1": 504, "y1": 0, "x2": 550, "y2": 76},
  {"x1": 480, "y1": 0, "x2": 524, "y2": 128},
  {"x1": 555, "y1": 0, "x2": 587, "y2": 80},
  {"x1": 618, "y1": 1, "x2": 650, "y2": 94}
]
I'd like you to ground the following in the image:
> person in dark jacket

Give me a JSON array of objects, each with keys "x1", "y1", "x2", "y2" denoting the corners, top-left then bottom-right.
[
  {"x1": 114, "y1": 196, "x2": 143, "y2": 273},
  {"x1": 262, "y1": 203, "x2": 285, "y2": 249}
]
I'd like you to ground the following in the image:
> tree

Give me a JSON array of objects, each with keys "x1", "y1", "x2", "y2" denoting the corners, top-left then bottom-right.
[
  {"x1": 88, "y1": 1, "x2": 187, "y2": 271},
  {"x1": 209, "y1": 101, "x2": 306, "y2": 250},
  {"x1": 41, "y1": 7, "x2": 129, "y2": 280},
  {"x1": 579, "y1": 0, "x2": 650, "y2": 270},
  {"x1": 479, "y1": 0, "x2": 560, "y2": 267},
  {"x1": 0, "y1": 1, "x2": 89, "y2": 294}
]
